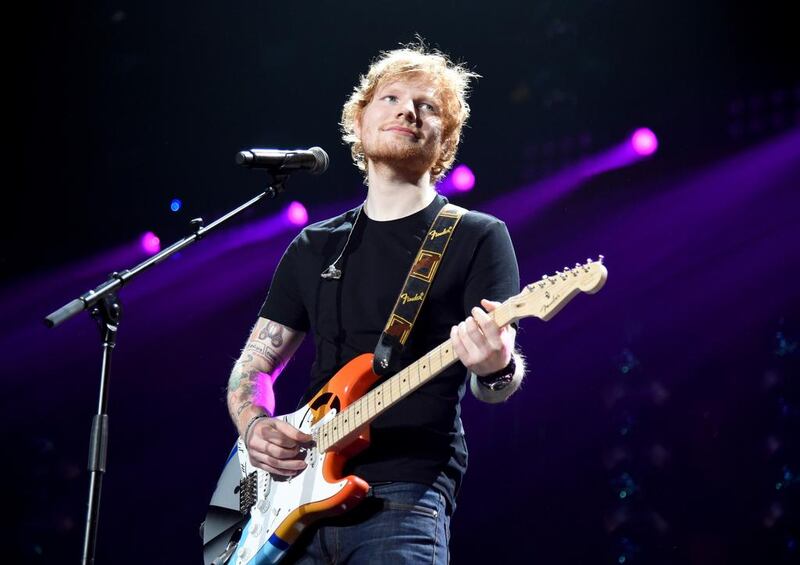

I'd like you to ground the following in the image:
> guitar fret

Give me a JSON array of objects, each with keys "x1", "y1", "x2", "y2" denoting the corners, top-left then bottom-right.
[{"x1": 342, "y1": 408, "x2": 351, "y2": 436}]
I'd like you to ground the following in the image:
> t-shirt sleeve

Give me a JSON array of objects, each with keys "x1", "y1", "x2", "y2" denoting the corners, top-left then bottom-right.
[
  {"x1": 258, "y1": 236, "x2": 311, "y2": 332},
  {"x1": 462, "y1": 219, "x2": 521, "y2": 316}
]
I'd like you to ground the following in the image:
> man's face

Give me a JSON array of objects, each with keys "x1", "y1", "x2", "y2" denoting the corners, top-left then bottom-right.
[{"x1": 355, "y1": 74, "x2": 445, "y2": 176}]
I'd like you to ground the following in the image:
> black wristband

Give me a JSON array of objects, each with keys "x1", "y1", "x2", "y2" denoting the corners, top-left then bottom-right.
[{"x1": 477, "y1": 355, "x2": 516, "y2": 389}]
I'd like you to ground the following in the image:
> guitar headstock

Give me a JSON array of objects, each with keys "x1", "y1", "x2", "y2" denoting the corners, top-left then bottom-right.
[{"x1": 500, "y1": 256, "x2": 608, "y2": 324}]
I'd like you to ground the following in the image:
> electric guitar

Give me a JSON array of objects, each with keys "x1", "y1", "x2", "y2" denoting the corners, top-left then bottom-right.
[{"x1": 203, "y1": 258, "x2": 608, "y2": 565}]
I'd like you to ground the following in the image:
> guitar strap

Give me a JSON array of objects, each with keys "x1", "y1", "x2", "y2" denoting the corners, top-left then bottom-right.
[{"x1": 373, "y1": 201, "x2": 468, "y2": 376}]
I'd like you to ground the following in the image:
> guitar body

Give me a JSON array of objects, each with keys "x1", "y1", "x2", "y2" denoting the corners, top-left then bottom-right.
[{"x1": 231, "y1": 354, "x2": 378, "y2": 565}]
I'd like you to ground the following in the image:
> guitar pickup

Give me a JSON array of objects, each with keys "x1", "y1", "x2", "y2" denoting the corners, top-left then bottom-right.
[{"x1": 238, "y1": 471, "x2": 258, "y2": 515}]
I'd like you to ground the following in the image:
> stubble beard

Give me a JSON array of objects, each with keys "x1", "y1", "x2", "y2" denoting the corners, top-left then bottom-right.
[{"x1": 363, "y1": 132, "x2": 440, "y2": 177}]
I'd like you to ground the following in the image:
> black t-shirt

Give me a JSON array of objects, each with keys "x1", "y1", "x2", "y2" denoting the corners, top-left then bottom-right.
[{"x1": 259, "y1": 194, "x2": 520, "y2": 507}]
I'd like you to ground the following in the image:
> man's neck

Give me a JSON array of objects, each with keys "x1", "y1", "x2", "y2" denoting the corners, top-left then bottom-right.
[{"x1": 363, "y1": 161, "x2": 437, "y2": 221}]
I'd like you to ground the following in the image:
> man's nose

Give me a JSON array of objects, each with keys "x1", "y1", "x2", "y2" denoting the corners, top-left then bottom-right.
[{"x1": 396, "y1": 99, "x2": 418, "y2": 122}]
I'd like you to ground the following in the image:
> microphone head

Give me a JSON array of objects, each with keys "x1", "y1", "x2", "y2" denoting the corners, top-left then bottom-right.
[
  {"x1": 308, "y1": 146, "x2": 329, "y2": 175},
  {"x1": 235, "y1": 147, "x2": 328, "y2": 173}
]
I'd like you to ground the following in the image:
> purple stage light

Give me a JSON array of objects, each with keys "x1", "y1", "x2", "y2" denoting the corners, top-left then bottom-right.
[
  {"x1": 141, "y1": 231, "x2": 161, "y2": 255},
  {"x1": 631, "y1": 128, "x2": 658, "y2": 156},
  {"x1": 436, "y1": 164, "x2": 476, "y2": 196},
  {"x1": 451, "y1": 164, "x2": 476, "y2": 192},
  {"x1": 286, "y1": 201, "x2": 308, "y2": 226}
]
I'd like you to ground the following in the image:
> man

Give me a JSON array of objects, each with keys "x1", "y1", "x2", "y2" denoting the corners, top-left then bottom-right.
[{"x1": 226, "y1": 43, "x2": 526, "y2": 563}]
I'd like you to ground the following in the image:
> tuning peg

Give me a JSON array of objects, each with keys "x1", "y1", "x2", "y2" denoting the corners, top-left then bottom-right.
[
  {"x1": 598, "y1": 255, "x2": 605, "y2": 263},
  {"x1": 586, "y1": 257, "x2": 593, "y2": 264}
]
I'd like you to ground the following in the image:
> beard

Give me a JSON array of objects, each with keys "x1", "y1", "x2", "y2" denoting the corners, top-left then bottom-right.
[{"x1": 362, "y1": 130, "x2": 440, "y2": 175}]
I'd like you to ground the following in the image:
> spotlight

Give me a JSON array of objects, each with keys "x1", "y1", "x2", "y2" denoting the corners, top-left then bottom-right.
[
  {"x1": 451, "y1": 164, "x2": 476, "y2": 192},
  {"x1": 453, "y1": 165, "x2": 475, "y2": 192},
  {"x1": 286, "y1": 201, "x2": 308, "y2": 226},
  {"x1": 436, "y1": 163, "x2": 476, "y2": 195},
  {"x1": 140, "y1": 231, "x2": 161, "y2": 255},
  {"x1": 170, "y1": 198, "x2": 182, "y2": 212},
  {"x1": 630, "y1": 128, "x2": 658, "y2": 156}
]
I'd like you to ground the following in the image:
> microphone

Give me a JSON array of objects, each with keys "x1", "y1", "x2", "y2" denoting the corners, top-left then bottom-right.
[{"x1": 236, "y1": 147, "x2": 329, "y2": 174}]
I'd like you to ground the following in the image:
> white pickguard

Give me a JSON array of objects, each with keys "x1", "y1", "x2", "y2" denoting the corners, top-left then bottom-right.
[{"x1": 231, "y1": 406, "x2": 349, "y2": 565}]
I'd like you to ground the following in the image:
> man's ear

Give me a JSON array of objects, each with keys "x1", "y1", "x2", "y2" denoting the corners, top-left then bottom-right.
[{"x1": 440, "y1": 134, "x2": 455, "y2": 157}]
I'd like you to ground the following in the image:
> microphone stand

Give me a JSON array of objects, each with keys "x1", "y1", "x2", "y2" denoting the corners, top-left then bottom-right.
[{"x1": 45, "y1": 173, "x2": 289, "y2": 565}]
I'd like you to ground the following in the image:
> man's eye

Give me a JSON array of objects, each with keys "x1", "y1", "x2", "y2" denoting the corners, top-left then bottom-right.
[
  {"x1": 383, "y1": 95, "x2": 398, "y2": 103},
  {"x1": 419, "y1": 102, "x2": 436, "y2": 113}
]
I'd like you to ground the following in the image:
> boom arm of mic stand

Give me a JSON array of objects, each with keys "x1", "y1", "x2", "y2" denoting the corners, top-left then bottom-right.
[{"x1": 44, "y1": 184, "x2": 282, "y2": 328}]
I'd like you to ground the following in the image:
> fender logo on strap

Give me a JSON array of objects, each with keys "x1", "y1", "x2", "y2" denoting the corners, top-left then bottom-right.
[
  {"x1": 400, "y1": 292, "x2": 425, "y2": 305},
  {"x1": 428, "y1": 225, "x2": 454, "y2": 240}
]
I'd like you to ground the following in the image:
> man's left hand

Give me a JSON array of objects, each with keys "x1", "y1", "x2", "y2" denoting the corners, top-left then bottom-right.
[{"x1": 450, "y1": 298, "x2": 516, "y2": 376}]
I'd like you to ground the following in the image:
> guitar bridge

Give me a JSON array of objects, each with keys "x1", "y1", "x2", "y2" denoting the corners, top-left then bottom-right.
[{"x1": 239, "y1": 471, "x2": 258, "y2": 515}]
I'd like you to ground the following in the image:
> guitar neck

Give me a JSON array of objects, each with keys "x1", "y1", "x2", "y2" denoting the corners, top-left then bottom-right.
[
  {"x1": 314, "y1": 257, "x2": 607, "y2": 453},
  {"x1": 315, "y1": 302, "x2": 518, "y2": 453}
]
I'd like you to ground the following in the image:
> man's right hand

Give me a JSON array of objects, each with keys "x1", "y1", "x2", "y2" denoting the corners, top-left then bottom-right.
[{"x1": 246, "y1": 417, "x2": 314, "y2": 477}]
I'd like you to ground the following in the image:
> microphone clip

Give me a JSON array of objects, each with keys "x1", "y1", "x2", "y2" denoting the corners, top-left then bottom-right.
[{"x1": 265, "y1": 173, "x2": 289, "y2": 199}]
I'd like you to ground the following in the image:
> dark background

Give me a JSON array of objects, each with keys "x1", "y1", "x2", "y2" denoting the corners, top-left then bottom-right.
[{"x1": 4, "y1": 1, "x2": 799, "y2": 563}]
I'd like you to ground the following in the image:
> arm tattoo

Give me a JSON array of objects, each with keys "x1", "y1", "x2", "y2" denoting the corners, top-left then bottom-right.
[
  {"x1": 245, "y1": 341, "x2": 284, "y2": 369},
  {"x1": 227, "y1": 354, "x2": 255, "y2": 393},
  {"x1": 235, "y1": 400, "x2": 252, "y2": 417},
  {"x1": 259, "y1": 321, "x2": 284, "y2": 347},
  {"x1": 227, "y1": 365, "x2": 257, "y2": 424}
]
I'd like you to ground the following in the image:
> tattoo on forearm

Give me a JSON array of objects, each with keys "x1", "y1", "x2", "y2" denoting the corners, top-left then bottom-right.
[
  {"x1": 236, "y1": 400, "x2": 252, "y2": 417},
  {"x1": 242, "y1": 370, "x2": 257, "y2": 392},
  {"x1": 259, "y1": 321, "x2": 284, "y2": 347},
  {"x1": 228, "y1": 368, "x2": 243, "y2": 393},
  {"x1": 227, "y1": 355, "x2": 256, "y2": 392},
  {"x1": 227, "y1": 322, "x2": 290, "y2": 424},
  {"x1": 228, "y1": 365, "x2": 260, "y2": 421},
  {"x1": 245, "y1": 341, "x2": 284, "y2": 369}
]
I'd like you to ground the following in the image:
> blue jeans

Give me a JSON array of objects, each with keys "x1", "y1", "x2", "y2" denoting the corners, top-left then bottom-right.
[{"x1": 282, "y1": 482, "x2": 451, "y2": 564}]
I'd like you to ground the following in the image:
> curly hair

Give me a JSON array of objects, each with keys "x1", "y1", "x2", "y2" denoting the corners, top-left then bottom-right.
[{"x1": 340, "y1": 42, "x2": 479, "y2": 183}]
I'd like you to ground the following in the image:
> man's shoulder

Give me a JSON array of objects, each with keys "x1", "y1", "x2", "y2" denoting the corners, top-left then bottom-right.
[
  {"x1": 458, "y1": 207, "x2": 508, "y2": 235},
  {"x1": 290, "y1": 205, "x2": 360, "y2": 251}
]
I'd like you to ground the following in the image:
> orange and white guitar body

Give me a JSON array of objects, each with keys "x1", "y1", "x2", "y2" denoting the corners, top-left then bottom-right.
[{"x1": 230, "y1": 354, "x2": 378, "y2": 565}]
